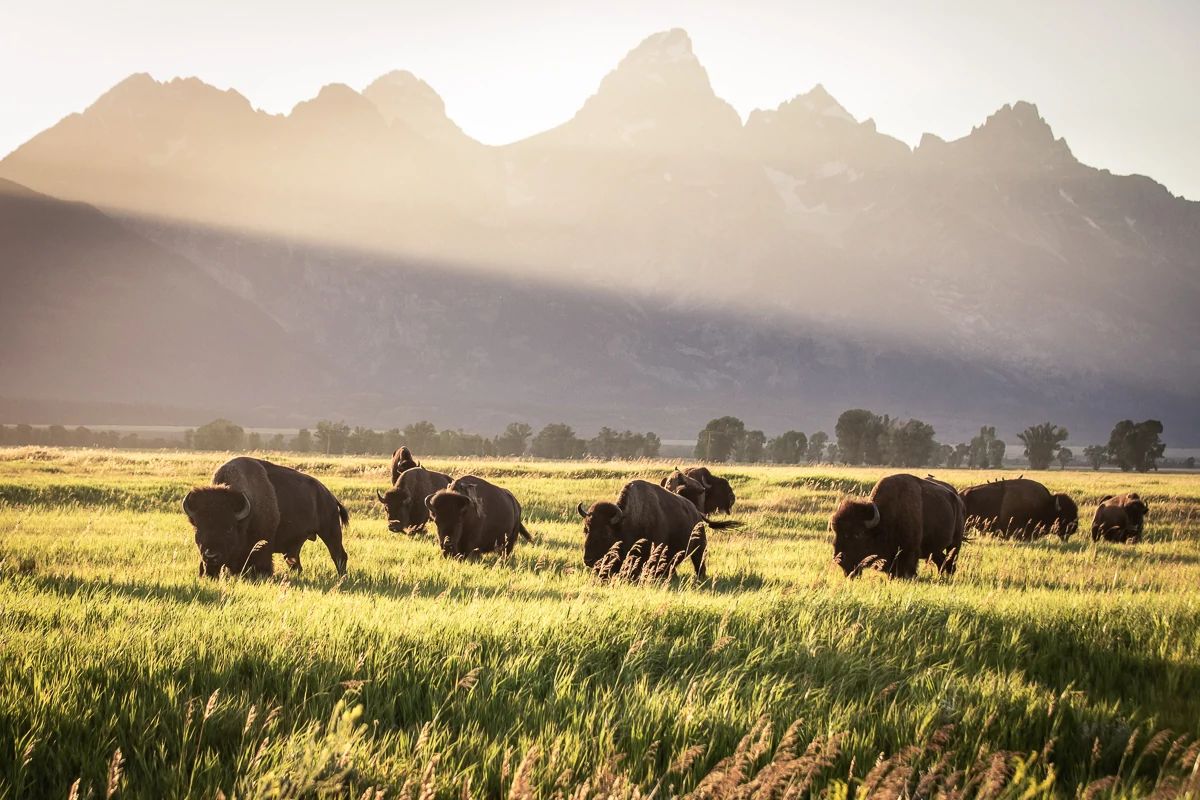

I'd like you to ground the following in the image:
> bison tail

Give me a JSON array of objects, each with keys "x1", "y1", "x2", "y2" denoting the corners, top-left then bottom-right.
[
  {"x1": 517, "y1": 521, "x2": 533, "y2": 542},
  {"x1": 705, "y1": 518, "x2": 742, "y2": 531},
  {"x1": 338, "y1": 501, "x2": 350, "y2": 527}
]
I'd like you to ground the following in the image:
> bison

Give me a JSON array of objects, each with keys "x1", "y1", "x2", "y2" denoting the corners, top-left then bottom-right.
[
  {"x1": 684, "y1": 466, "x2": 736, "y2": 514},
  {"x1": 959, "y1": 478, "x2": 1078, "y2": 540},
  {"x1": 425, "y1": 476, "x2": 531, "y2": 559},
  {"x1": 183, "y1": 456, "x2": 349, "y2": 578},
  {"x1": 829, "y1": 473, "x2": 964, "y2": 578},
  {"x1": 1091, "y1": 493, "x2": 1150, "y2": 543},
  {"x1": 578, "y1": 479, "x2": 741, "y2": 580},
  {"x1": 377, "y1": 465, "x2": 452, "y2": 533},
  {"x1": 660, "y1": 468, "x2": 707, "y2": 511},
  {"x1": 390, "y1": 446, "x2": 420, "y2": 484}
]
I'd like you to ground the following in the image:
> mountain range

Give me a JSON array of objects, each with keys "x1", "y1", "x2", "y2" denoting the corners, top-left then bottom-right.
[{"x1": 2, "y1": 29, "x2": 1197, "y2": 443}]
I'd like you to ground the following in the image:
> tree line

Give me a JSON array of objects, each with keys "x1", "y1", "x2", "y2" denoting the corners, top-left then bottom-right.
[
  {"x1": 0, "y1": 415, "x2": 1179, "y2": 472},
  {"x1": 692, "y1": 412, "x2": 1172, "y2": 472}
]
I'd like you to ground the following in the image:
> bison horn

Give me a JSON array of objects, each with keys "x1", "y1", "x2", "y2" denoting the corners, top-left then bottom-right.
[
  {"x1": 1055, "y1": 496, "x2": 1062, "y2": 512},
  {"x1": 376, "y1": 489, "x2": 387, "y2": 504},
  {"x1": 864, "y1": 502, "x2": 880, "y2": 529},
  {"x1": 610, "y1": 507, "x2": 624, "y2": 526},
  {"x1": 577, "y1": 502, "x2": 590, "y2": 518},
  {"x1": 234, "y1": 492, "x2": 252, "y2": 521},
  {"x1": 425, "y1": 494, "x2": 436, "y2": 514},
  {"x1": 182, "y1": 492, "x2": 196, "y2": 517}
]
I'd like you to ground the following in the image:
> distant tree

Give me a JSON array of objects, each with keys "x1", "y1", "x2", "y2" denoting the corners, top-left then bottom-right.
[
  {"x1": 1107, "y1": 419, "x2": 1166, "y2": 473},
  {"x1": 194, "y1": 419, "x2": 245, "y2": 451},
  {"x1": 1186, "y1": 456, "x2": 1196, "y2": 470},
  {"x1": 292, "y1": 429, "x2": 313, "y2": 453},
  {"x1": 736, "y1": 430, "x2": 767, "y2": 463},
  {"x1": 267, "y1": 433, "x2": 286, "y2": 450},
  {"x1": 1083, "y1": 445, "x2": 1107, "y2": 471},
  {"x1": 806, "y1": 431, "x2": 828, "y2": 463},
  {"x1": 1018, "y1": 423, "x2": 1069, "y2": 470},
  {"x1": 314, "y1": 420, "x2": 351, "y2": 455},
  {"x1": 835, "y1": 409, "x2": 877, "y2": 465},
  {"x1": 246, "y1": 432, "x2": 263, "y2": 450},
  {"x1": 1057, "y1": 448, "x2": 1074, "y2": 470},
  {"x1": 889, "y1": 419, "x2": 938, "y2": 467},
  {"x1": 968, "y1": 426, "x2": 998, "y2": 469},
  {"x1": 988, "y1": 439, "x2": 1006, "y2": 469},
  {"x1": 946, "y1": 443, "x2": 970, "y2": 469},
  {"x1": 531, "y1": 423, "x2": 586, "y2": 459},
  {"x1": 695, "y1": 417, "x2": 746, "y2": 462},
  {"x1": 641, "y1": 432, "x2": 662, "y2": 459},
  {"x1": 824, "y1": 444, "x2": 841, "y2": 464},
  {"x1": 495, "y1": 422, "x2": 533, "y2": 457},
  {"x1": 402, "y1": 421, "x2": 438, "y2": 454},
  {"x1": 587, "y1": 427, "x2": 620, "y2": 460},
  {"x1": 768, "y1": 431, "x2": 807, "y2": 464}
]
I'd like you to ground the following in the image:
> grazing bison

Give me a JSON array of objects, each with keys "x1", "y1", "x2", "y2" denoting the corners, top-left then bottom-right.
[
  {"x1": 182, "y1": 457, "x2": 349, "y2": 578},
  {"x1": 578, "y1": 479, "x2": 741, "y2": 580},
  {"x1": 1091, "y1": 493, "x2": 1150, "y2": 543},
  {"x1": 377, "y1": 466, "x2": 452, "y2": 533},
  {"x1": 959, "y1": 478, "x2": 1078, "y2": 540},
  {"x1": 684, "y1": 466, "x2": 736, "y2": 514},
  {"x1": 425, "y1": 476, "x2": 531, "y2": 559},
  {"x1": 390, "y1": 446, "x2": 419, "y2": 484},
  {"x1": 660, "y1": 468, "x2": 707, "y2": 511},
  {"x1": 829, "y1": 473, "x2": 964, "y2": 578}
]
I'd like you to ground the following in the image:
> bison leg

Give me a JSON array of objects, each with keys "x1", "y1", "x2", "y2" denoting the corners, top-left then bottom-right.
[
  {"x1": 930, "y1": 548, "x2": 958, "y2": 576},
  {"x1": 284, "y1": 549, "x2": 303, "y2": 573},
  {"x1": 891, "y1": 549, "x2": 920, "y2": 579},
  {"x1": 688, "y1": 526, "x2": 709, "y2": 580},
  {"x1": 317, "y1": 520, "x2": 348, "y2": 576}
]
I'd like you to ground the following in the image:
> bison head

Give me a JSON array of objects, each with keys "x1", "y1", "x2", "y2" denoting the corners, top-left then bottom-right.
[
  {"x1": 378, "y1": 485, "x2": 417, "y2": 533},
  {"x1": 426, "y1": 489, "x2": 476, "y2": 558},
  {"x1": 704, "y1": 475, "x2": 736, "y2": 514},
  {"x1": 578, "y1": 501, "x2": 625, "y2": 573},
  {"x1": 662, "y1": 469, "x2": 706, "y2": 511},
  {"x1": 182, "y1": 486, "x2": 251, "y2": 577},
  {"x1": 829, "y1": 498, "x2": 882, "y2": 577},
  {"x1": 1122, "y1": 494, "x2": 1149, "y2": 540},
  {"x1": 1052, "y1": 493, "x2": 1079, "y2": 540}
]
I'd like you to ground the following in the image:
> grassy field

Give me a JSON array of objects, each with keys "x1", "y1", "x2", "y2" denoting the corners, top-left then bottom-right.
[{"x1": 1, "y1": 447, "x2": 1198, "y2": 799}]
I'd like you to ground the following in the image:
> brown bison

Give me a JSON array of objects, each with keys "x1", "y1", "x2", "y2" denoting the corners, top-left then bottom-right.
[
  {"x1": 390, "y1": 446, "x2": 419, "y2": 484},
  {"x1": 1091, "y1": 493, "x2": 1150, "y2": 543},
  {"x1": 829, "y1": 473, "x2": 964, "y2": 578},
  {"x1": 684, "y1": 466, "x2": 736, "y2": 514},
  {"x1": 183, "y1": 457, "x2": 349, "y2": 578},
  {"x1": 578, "y1": 479, "x2": 741, "y2": 580},
  {"x1": 425, "y1": 476, "x2": 531, "y2": 559},
  {"x1": 959, "y1": 478, "x2": 1078, "y2": 540},
  {"x1": 660, "y1": 468, "x2": 707, "y2": 511},
  {"x1": 377, "y1": 465, "x2": 452, "y2": 533}
]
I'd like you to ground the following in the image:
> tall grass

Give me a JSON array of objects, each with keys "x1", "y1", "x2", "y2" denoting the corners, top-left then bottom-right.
[{"x1": 0, "y1": 448, "x2": 1198, "y2": 797}]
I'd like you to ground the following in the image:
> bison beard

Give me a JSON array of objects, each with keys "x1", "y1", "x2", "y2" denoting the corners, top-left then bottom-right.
[{"x1": 829, "y1": 473, "x2": 964, "y2": 579}]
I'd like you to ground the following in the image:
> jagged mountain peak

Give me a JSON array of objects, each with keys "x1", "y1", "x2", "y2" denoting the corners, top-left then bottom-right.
[
  {"x1": 90, "y1": 73, "x2": 253, "y2": 116},
  {"x1": 622, "y1": 28, "x2": 696, "y2": 66},
  {"x1": 362, "y1": 70, "x2": 471, "y2": 143}
]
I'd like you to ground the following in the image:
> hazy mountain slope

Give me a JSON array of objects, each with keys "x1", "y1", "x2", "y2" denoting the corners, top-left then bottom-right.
[
  {"x1": 0, "y1": 179, "x2": 333, "y2": 419},
  {"x1": 1, "y1": 29, "x2": 1198, "y2": 440}
]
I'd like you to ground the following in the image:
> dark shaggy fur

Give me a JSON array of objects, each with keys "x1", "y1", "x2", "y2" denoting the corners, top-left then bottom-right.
[
  {"x1": 425, "y1": 475, "x2": 531, "y2": 559},
  {"x1": 684, "y1": 466, "x2": 736, "y2": 514},
  {"x1": 378, "y1": 466, "x2": 452, "y2": 533},
  {"x1": 660, "y1": 468, "x2": 707, "y2": 511},
  {"x1": 1091, "y1": 493, "x2": 1150, "y2": 543},
  {"x1": 579, "y1": 479, "x2": 741, "y2": 580},
  {"x1": 183, "y1": 457, "x2": 348, "y2": 578},
  {"x1": 390, "y1": 446, "x2": 420, "y2": 484},
  {"x1": 829, "y1": 473, "x2": 964, "y2": 579},
  {"x1": 959, "y1": 478, "x2": 1078, "y2": 540}
]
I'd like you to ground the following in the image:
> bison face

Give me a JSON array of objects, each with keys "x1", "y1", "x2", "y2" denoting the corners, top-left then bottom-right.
[
  {"x1": 1053, "y1": 493, "x2": 1079, "y2": 540},
  {"x1": 706, "y1": 477, "x2": 736, "y2": 514},
  {"x1": 829, "y1": 499, "x2": 882, "y2": 576},
  {"x1": 378, "y1": 486, "x2": 415, "y2": 532},
  {"x1": 182, "y1": 487, "x2": 251, "y2": 577},
  {"x1": 1123, "y1": 495, "x2": 1149, "y2": 540},
  {"x1": 579, "y1": 501, "x2": 624, "y2": 573},
  {"x1": 427, "y1": 491, "x2": 472, "y2": 558}
]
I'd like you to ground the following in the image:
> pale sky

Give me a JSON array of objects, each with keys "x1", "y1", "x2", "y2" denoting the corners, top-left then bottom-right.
[{"x1": 3, "y1": 0, "x2": 1198, "y2": 199}]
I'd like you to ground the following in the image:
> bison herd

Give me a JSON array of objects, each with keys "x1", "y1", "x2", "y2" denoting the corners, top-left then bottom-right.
[{"x1": 181, "y1": 448, "x2": 1151, "y2": 581}]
